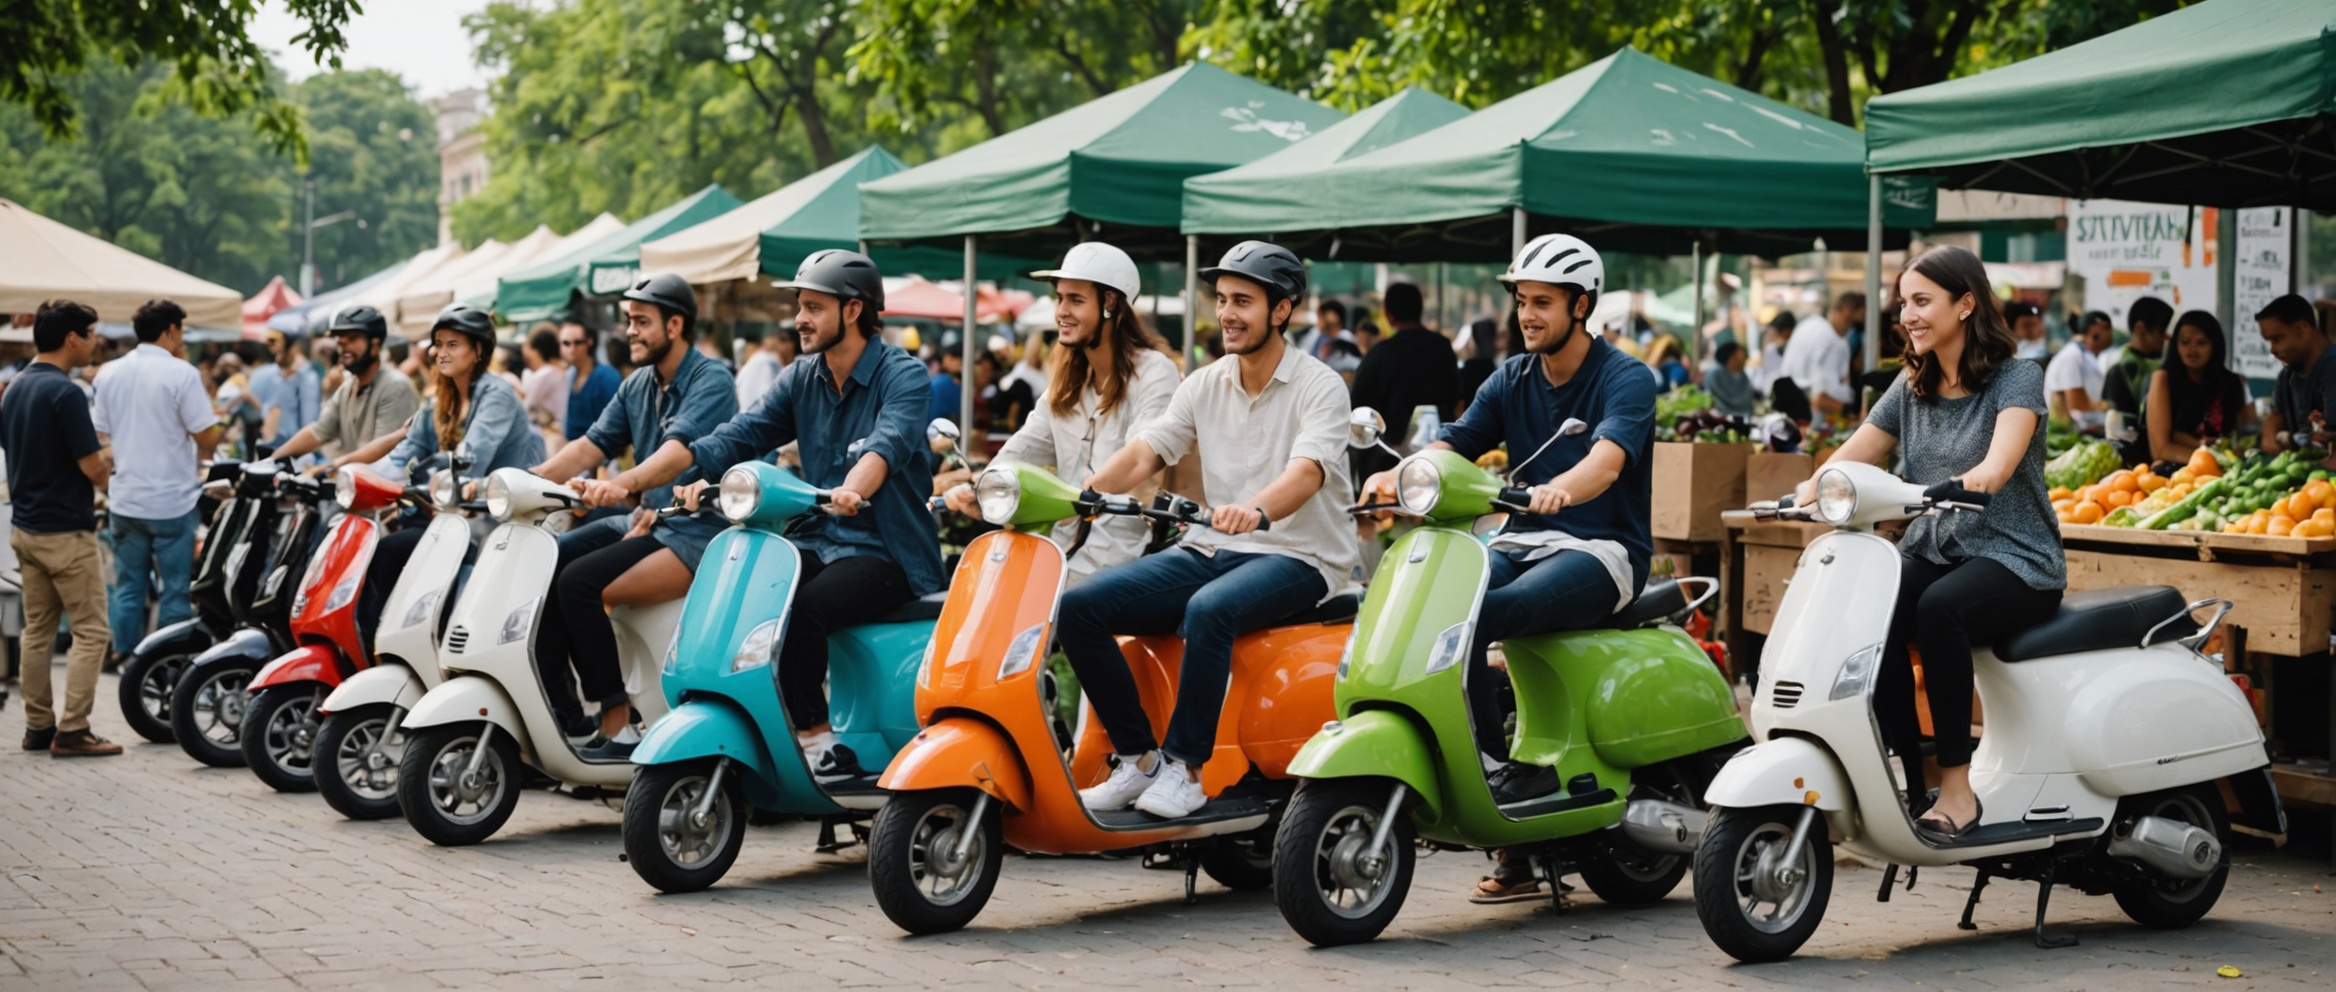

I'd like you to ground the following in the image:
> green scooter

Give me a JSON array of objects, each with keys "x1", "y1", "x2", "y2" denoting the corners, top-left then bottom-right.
[{"x1": 1271, "y1": 409, "x2": 1749, "y2": 946}]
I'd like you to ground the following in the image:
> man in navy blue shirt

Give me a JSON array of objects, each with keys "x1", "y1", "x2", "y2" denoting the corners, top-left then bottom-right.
[
  {"x1": 615, "y1": 251, "x2": 940, "y2": 778},
  {"x1": 0, "y1": 301, "x2": 122, "y2": 756},
  {"x1": 1363, "y1": 235, "x2": 1653, "y2": 809}
]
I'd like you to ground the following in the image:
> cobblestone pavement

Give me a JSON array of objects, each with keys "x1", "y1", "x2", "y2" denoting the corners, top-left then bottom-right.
[{"x1": 2, "y1": 671, "x2": 2332, "y2": 991}]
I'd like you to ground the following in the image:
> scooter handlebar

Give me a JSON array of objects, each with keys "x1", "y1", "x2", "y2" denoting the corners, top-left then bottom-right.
[
  {"x1": 1079, "y1": 489, "x2": 1262, "y2": 530},
  {"x1": 1922, "y1": 478, "x2": 1992, "y2": 512}
]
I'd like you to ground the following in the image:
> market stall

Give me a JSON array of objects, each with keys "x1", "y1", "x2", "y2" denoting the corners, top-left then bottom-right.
[
  {"x1": 496, "y1": 183, "x2": 745, "y2": 325},
  {"x1": 1, "y1": 197, "x2": 244, "y2": 329}
]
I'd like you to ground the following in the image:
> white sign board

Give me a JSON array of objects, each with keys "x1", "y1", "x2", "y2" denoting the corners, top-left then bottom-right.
[
  {"x1": 2066, "y1": 199, "x2": 2217, "y2": 330},
  {"x1": 2231, "y1": 208, "x2": 2294, "y2": 381}
]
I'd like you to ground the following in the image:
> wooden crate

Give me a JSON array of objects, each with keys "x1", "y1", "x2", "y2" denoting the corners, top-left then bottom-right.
[
  {"x1": 1652, "y1": 442, "x2": 1751, "y2": 542},
  {"x1": 2063, "y1": 551, "x2": 2336, "y2": 655},
  {"x1": 1739, "y1": 544, "x2": 1800, "y2": 635}
]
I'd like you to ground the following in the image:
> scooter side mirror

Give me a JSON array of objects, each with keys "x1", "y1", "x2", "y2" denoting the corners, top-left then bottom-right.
[
  {"x1": 927, "y1": 418, "x2": 962, "y2": 455},
  {"x1": 1348, "y1": 408, "x2": 1387, "y2": 450}
]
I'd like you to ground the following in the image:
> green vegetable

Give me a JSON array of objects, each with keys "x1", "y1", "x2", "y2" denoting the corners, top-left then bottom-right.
[
  {"x1": 2139, "y1": 477, "x2": 2228, "y2": 530},
  {"x1": 2102, "y1": 506, "x2": 2141, "y2": 527},
  {"x1": 2044, "y1": 439, "x2": 2121, "y2": 491}
]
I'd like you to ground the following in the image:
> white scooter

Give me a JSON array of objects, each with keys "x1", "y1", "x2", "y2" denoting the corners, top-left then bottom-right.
[
  {"x1": 395, "y1": 468, "x2": 681, "y2": 846},
  {"x1": 1694, "y1": 460, "x2": 2285, "y2": 962},
  {"x1": 312, "y1": 462, "x2": 483, "y2": 820}
]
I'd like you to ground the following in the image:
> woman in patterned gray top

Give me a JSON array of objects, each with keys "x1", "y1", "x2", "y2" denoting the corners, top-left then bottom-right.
[{"x1": 1793, "y1": 246, "x2": 2065, "y2": 844}]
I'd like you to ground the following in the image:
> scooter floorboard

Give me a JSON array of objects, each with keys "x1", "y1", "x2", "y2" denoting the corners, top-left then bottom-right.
[
  {"x1": 1926, "y1": 816, "x2": 2105, "y2": 850},
  {"x1": 1090, "y1": 796, "x2": 1271, "y2": 831}
]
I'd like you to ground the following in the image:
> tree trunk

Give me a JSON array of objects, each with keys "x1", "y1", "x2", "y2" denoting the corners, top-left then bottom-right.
[
  {"x1": 1735, "y1": 20, "x2": 1785, "y2": 91},
  {"x1": 796, "y1": 82, "x2": 837, "y2": 168},
  {"x1": 1804, "y1": 0, "x2": 1856, "y2": 125},
  {"x1": 973, "y1": 46, "x2": 1006, "y2": 137}
]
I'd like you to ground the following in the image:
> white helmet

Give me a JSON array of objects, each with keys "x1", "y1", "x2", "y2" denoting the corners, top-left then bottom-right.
[
  {"x1": 1031, "y1": 241, "x2": 1141, "y2": 304},
  {"x1": 1499, "y1": 233, "x2": 1604, "y2": 299}
]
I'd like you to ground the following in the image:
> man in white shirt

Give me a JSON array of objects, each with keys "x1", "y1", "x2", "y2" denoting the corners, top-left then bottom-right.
[
  {"x1": 732, "y1": 324, "x2": 799, "y2": 411},
  {"x1": 2044, "y1": 311, "x2": 2116, "y2": 422},
  {"x1": 1779, "y1": 292, "x2": 1863, "y2": 415},
  {"x1": 91, "y1": 299, "x2": 221, "y2": 666}
]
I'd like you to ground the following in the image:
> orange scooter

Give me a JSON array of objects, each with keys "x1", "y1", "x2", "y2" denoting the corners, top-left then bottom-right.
[{"x1": 868, "y1": 463, "x2": 1354, "y2": 934}]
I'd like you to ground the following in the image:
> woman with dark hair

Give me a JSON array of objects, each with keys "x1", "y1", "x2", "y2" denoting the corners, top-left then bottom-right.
[
  {"x1": 2146, "y1": 310, "x2": 2254, "y2": 466},
  {"x1": 1794, "y1": 245, "x2": 2065, "y2": 842}
]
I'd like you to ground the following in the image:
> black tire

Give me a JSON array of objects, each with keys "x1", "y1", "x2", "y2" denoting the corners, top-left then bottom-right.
[
  {"x1": 868, "y1": 788, "x2": 1004, "y2": 935},
  {"x1": 2111, "y1": 783, "x2": 2231, "y2": 929},
  {"x1": 1199, "y1": 830, "x2": 1276, "y2": 891},
  {"x1": 1693, "y1": 805, "x2": 1832, "y2": 963},
  {"x1": 1579, "y1": 840, "x2": 1689, "y2": 906},
  {"x1": 397, "y1": 722, "x2": 522, "y2": 846},
  {"x1": 239, "y1": 685, "x2": 324, "y2": 792},
  {"x1": 623, "y1": 759, "x2": 748, "y2": 894},
  {"x1": 170, "y1": 660, "x2": 256, "y2": 767},
  {"x1": 118, "y1": 649, "x2": 191, "y2": 744},
  {"x1": 314, "y1": 704, "x2": 404, "y2": 820},
  {"x1": 1272, "y1": 778, "x2": 1416, "y2": 947}
]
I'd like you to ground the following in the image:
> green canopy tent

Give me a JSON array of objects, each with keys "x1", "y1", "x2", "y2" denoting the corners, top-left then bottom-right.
[
  {"x1": 1863, "y1": 0, "x2": 2336, "y2": 369},
  {"x1": 637, "y1": 148, "x2": 907, "y2": 285},
  {"x1": 495, "y1": 183, "x2": 745, "y2": 324},
  {"x1": 859, "y1": 60, "x2": 1346, "y2": 427}
]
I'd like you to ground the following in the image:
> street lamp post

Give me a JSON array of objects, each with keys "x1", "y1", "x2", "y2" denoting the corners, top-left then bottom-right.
[{"x1": 300, "y1": 178, "x2": 363, "y2": 297}]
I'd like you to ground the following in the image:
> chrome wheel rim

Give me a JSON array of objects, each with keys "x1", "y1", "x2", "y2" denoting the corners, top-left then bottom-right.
[
  {"x1": 1732, "y1": 820, "x2": 1815, "y2": 934},
  {"x1": 654, "y1": 773, "x2": 733, "y2": 868},
  {"x1": 334, "y1": 716, "x2": 402, "y2": 800},
  {"x1": 423, "y1": 733, "x2": 505, "y2": 825},
  {"x1": 261, "y1": 691, "x2": 320, "y2": 772},
  {"x1": 192, "y1": 670, "x2": 251, "y2": 745},
  {"x1": 141, "y1": 657, "x2": 186, "y2": 724},
  {"x1": 905, "y1": 801, "x2": 985, "y2": 907},
  {"x1": 1312, "y1": 803, "x2": 1396, "y2": 919}
]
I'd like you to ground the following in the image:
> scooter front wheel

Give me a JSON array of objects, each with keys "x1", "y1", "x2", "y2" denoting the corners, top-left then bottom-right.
[
  {"x1": 868, "y1": 788, "x2": 1003, "y2": 935},
  {"x1": 314, "y1": 704, "x2": 404, "y2": 820},
  {"x1": 1272, "y1": 778, "x2": 1415, "y2": 947},
  {"x1": 622, "y1": 760, "x2": 747, "y2": 893},
  {"x1": 397, "y1": 722, "x2": 521, "y2": 846},
  {"x1": 118, "y1": 650, "x2": 190, "y2": 743},
  {"x1": 1694, "y1": 805, "x2": 1833, "y2": 963},
  {"x1": 170, "y1": 661, "x2": 255, "y2": 767},
  {"x1": 240, "y1": 685, "x2": 323, "y2": 792}
]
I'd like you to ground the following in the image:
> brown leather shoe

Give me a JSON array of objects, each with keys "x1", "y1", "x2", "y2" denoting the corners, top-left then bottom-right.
[
  {"x1": 50, "y1": 730, "x2": 123, "y2": 757},
  {"x1": 22, "y1": 726, "x2": 56, "y2": 751}
]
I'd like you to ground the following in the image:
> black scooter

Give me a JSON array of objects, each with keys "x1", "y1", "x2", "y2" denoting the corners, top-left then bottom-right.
[
  {"x1": 168, "y1": 469, "x2": 334, "y2": 766},
  {"x1": 117, "y1": 462, "x2": 282, "y2": 743}
]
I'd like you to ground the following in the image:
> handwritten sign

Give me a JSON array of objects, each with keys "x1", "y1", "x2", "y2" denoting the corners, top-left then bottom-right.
[
  {"x1": 2231, "y1": 208, "x2": 2293, "y2": 381},
  {"x1": 2067, "y1": 199, "x2": 2217, "y2": 329}
]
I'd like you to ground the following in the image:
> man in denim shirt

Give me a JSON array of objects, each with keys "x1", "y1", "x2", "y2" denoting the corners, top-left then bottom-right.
[
  {"x1": 543, "y1": 274, "x2": 737, "y2": 756},
  {"x1": 613, "y1": 251, "x2": 939, "y2": 776}
]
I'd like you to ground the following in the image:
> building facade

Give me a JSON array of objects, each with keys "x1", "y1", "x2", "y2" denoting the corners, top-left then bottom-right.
[{"x1": 435, "y1": 89, "x2": 489, "y2": 246}]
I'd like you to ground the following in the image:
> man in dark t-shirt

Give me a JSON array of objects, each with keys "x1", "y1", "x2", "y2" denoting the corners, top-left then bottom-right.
[
  {"x1": 2258, "y1": 293, "x2": 2336, "y2": 455},
  {"x1": 1350, "y1": 281, "x2": 1463, "y2": 480},
  {"x1": 0, "y1": 300, "x2": 119, "y2": 756}
]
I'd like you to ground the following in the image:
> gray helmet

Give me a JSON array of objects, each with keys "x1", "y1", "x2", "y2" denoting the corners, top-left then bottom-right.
[
  {"x1": 1199, "y1": 240, "x2": 1307, "y2": 307},
  {"x1": 326, "y1": 303, "x2": 388, "y2": 340},
  {"x1": 774, "y1": 249, "x2": 885, "y2": 311},
  {"x1": 621, "y1": 272, "x2": 698, "y2": 323},
  {"x1": 429, "y1": 303, "x2": 497, "y2": 350}
]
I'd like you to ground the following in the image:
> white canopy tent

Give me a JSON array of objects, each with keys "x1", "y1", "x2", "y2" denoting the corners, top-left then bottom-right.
[{"x1": 1, "y1": 198, "x2": 244, "y2": 328}]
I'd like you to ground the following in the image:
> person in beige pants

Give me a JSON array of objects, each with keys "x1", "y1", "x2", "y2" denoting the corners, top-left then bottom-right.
[{"x1": 0, "y1": 300, "x2": 119, "y2": 756}]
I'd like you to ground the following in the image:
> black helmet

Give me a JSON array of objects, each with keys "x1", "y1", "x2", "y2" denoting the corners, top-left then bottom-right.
[
  {"x1": 429, "y1": 303, "x2": 497, "y2": 349},
  {"x1": 1199, "y1": 240, "x2": 1307, "y2": 307},
  {"x1": 621, "y1": 272, "x2": 698, "y2": 323},
  {"x1": 326, "y1": 303, "x2": 388, "y2": 340},
  {"x1": 774, "y1": 249, "x2": 885, "y2": 311}
]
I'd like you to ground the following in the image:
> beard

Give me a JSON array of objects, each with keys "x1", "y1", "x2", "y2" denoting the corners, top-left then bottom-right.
[
  {"x1": 798, "y1": 323, "x2": 843, "y2": 356},
  {"x1": 341, "y1": 348, "x2": 378, "y2": 375},
  {"x1": 633, "y1": 334, "x2": 673, "y2": 367}
]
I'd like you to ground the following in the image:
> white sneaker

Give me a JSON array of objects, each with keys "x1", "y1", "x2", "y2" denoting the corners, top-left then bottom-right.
[
  {"x1": 1133, "y1": 759, "x2": 1208, "y2": 819},
  {"x1": 1079, "y1": 752, "x2": 1160, "y2": 811}
]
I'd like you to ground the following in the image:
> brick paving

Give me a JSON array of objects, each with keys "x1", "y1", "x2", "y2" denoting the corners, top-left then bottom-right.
[{"x1": 2, "y1": 669, "x2": 2332, "y2": 990}]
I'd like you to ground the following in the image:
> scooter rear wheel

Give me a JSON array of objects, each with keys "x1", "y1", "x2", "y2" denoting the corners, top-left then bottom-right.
[
  {"x1": 397, "y1": 722, "x2": 521, "y2": 846},
  {"x1": 868, "y1": 788, "x2": 1003, "y2": 935},
  {"x1": 314, "y1": 704, "x2": 404, "y2": 820},
  {"x1": 1694, "y1": 805, "x2": 1832, "y2": 963},
  {"x1": 118, "y1": 650, "x2": 190, "y2": 744},
  {"x1": 1199, "y1": 831, "x2": 1276, "y2": 891},
  {"x1": 241, "y1": 685, "x2": 322, "y2": 792},
  {"x1": 170, "y1": 661, "x2": 255, "y2": 767},
  {"x1": 622, "y1": 760, "x2": 747, "y2": 893},
  {"x1": 1272, "y1": 778, "x2": 1415, "y2": 947},
  {"x1": 2110, "y1": 783, "x2": 2230, "y2": 929}
]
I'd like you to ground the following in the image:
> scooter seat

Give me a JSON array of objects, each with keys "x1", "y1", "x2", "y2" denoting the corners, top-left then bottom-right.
[
  {"x1": 871, "y1": 591, "x2": 952, "y2": 625},
  {"x1": 1606, "y1": 579, "x2": 1686, "y2": 629},
  {"x1": 1995, "y1": 586, "x2": 2194, "y2": 662},
  {"x1": 1276, "y1": 592, "x2": 1360, "y2": 627}
]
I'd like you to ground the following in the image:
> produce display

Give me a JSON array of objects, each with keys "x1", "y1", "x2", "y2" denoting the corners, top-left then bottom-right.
[
  {"x1": 1653, "y1": 386, "x2": 1751, "y2": 443},
  {"x1": 2044, "y1": 438, "x2": 2122, "y2": 492},
  {"x1": 2053, "y1": 447, "x2": 2336, "y2": 536}
]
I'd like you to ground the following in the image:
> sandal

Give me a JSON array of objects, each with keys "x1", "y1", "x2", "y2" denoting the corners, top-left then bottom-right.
[
  {"x1": 1915, "y1": 797, "x2": 1984, "y2": 845},
  {"x1": 1469, "y1": 875, "x2": 1546, "y2": 904}
]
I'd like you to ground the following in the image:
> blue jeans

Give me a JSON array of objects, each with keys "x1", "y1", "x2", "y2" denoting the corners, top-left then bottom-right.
[
  {"x1": 1465, "y1": 548, "x2": 1638, "y2": 757},
  {"x1": 1059, "y1": 548, "x2": 1327, "y2": 768},
  {"x1": 108, "y1": 509, "x2": 200, "y2": 653}
]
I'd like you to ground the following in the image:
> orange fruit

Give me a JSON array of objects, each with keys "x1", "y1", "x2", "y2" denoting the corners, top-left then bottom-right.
[
  {"x1": 2171, "y1": 467, "x2": 2196, "y2": 486},
  {"x1": 2297, "y1": 519, "x2": 2334, "y2": 539},
  {"x1": 2270, "y1": 515, "x2": 2296, "y2": 537},
  {"x1": 2305, "y1": 480, "x2": 2333, "y2": 506},
  {"x1": 2106, "y1": 470, "x2": 2138, "y2": 494},
  {"x1": 2071, "y1": 500, "x2": 2105, "y2": 525},
  {"x1": 2292, "y1": 494, "x2": 2320, "y2": 520},
  {"x1": 2314, "y1": 507, "x2": 2333, "y2": 523},
  {"x1": 2049, "y1": 486, "x2": 2073, "y2": 502},
  {"x1": 2137, "y1": 473, "x2": 2168, "y2": 493},
  {"x1": 2103, "y1": 490, "x2": 2133, "y2": 508}
]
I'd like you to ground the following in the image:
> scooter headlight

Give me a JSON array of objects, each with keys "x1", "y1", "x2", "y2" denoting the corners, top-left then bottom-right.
[
  {"x1": 1396, "y1": 458, "x2": 1442, "y2": 517},
  {"x1": 997, "y1": 622, "x2": 1046, "y2": 679},
  {"x1": 428, "y1": 469, "x2": 457, "y2": 509},
  {"x1": 498, "y1": 597, "x2": 539, "y2": 645},
  {"x1": 400, "y1": 589, "x2": 442, "y2": 631},
  {"x1": 484, "y1": 473, "x2": 514, "y2": 521},
  {"x1": 730, "y1": 618, "x2": 783, "y2": 674},
  {"x1": 717, "y1": 466, "x2": 761, "y2": 522},
  {"x1": 975, "y1": 467, "x2": 1022, "y2": 526},
  {"x1": 333, "y1": 468, "x2": 358, "y2": 509},
  {"x1": 1335, "y1": 627, "x2": 1359, "y2": 680},
  {"x1": 1422, "y1": 619, "x2": 1473, "y2": 675},
  {"x1": 324, "y1": 573, "x2": 362, "y2": 612},
  {"x1": 1829, "y1": 643, "x2": 1885, "y2": 701},
  {"x1": 1814, "y1": 467, "x2": 1857, "y2": 526}
]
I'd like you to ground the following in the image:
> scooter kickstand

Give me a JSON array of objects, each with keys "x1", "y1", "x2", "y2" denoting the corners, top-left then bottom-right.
[
  {"x1": 1183, "y1": 857, "x2": 1199, "y2": 905},
  {"x1": 1878, "y1": 864, "x2": 1899, "y2": 902},
  {"x1": 1956, "y1": 871, "x2": 1989, "y2": 930},
  {"x1": 2031, "y1": 863, "x2": 2077, "y2": 949}
]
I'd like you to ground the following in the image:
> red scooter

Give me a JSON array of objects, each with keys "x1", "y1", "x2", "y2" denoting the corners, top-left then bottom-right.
[{"x1": 239, "y1": 467, "x2": 417, "y2": 792}]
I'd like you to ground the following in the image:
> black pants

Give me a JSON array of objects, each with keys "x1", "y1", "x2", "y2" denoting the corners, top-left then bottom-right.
[
  {"x1": 779, "y1": 548, "x2": 912, "y2": 731},
  {"x1": 535, "y1": 530, "x2": 667, "y2": 714},
  {"x1": 361, "y1": 528, "x2": 428, "y2": 636},
  {"x1": 1877, "y1": 554, "x2": 2061, "y2": 781}
]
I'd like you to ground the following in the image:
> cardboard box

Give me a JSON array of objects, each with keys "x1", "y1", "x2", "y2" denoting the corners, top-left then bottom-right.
[
  {"x1": 1651, "y1": 442, "x2": 1750, "y2": 542},
  {"x1": 1739, "y1": 544, "x2": 1800, "y2": 635},
  {"x1": 1746, "y1": 452, "x2": 1815, "y2": 503}
]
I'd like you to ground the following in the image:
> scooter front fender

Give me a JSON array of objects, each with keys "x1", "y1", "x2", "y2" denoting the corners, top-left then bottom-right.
[
  {"x1": 250, "y1": 644, "x2": 345, "y2": 692},
  {"x1": 1286, "y1": 708, "x2": 1444, "y2": 822},
  {"x1": 132, "y1": 616, "x2": 224, "y2": 661},
  {"x1": 1705, "y1": 735, "x2": 1850, "y2": 811},
  {"x1": 878, "y1": 716, "x2": 1033, "y2": 814},
  {"x1": 400, "y1": 675, "x2": 523, "y2": 742},
  {"x1": 189, "y1": 627, "x2": 276, "y2": 670},
  {"x1": 631, "y1": 700, "x2": 793, "y2": 809},
  {"x1": 320, "y1": 662, "x2": 424, "y2": 715}
]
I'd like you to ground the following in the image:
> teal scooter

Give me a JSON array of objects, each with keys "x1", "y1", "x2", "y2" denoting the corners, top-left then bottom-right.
[{"x1": 621, "y1": 454, "x2": 945, "y2": 893}]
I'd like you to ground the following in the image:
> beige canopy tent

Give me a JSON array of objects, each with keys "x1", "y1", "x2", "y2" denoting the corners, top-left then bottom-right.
[
  {"x1": 391, "y1": 236, "x2": 516, "y2": 336},
  {"x1": 348, "y1": 242, "x2": 466, "y2": 324},
  {"x1": 389, "y1": 220, "x2": 618, "y2": 337},
  {"x1": 453, "y1": 213, "x2": 622, "y2": 312},
  {"x1": 1, "y1": 197, "x2": 244, "y2": 328}
]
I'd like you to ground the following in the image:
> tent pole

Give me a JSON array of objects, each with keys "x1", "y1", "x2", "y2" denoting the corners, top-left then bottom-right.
[
  {"x1": 1185, "y1": 234, "x2": 1200, "y2": 369},
  {"x1": 1511, "y1": 207, "x2": 1527, "y2": 259},
  {"x1": 1864, "y1": 175, "x2": 1883, "y2": 374},
  {"x1": 1691, "y1": 239, "x2": 1705, "y2": 349},
  {"x1": 963, "y1": 234, "x2": 978, "y2": 433}
]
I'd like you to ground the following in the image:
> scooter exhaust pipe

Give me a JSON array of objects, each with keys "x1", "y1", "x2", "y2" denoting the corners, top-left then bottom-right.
[
  {"x1": 2105, "y1": 815, "x2": 2221, "y2": 879},
  {"x1": 1620, "y1": 799, "x2": 1708, "y2": 856}
]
